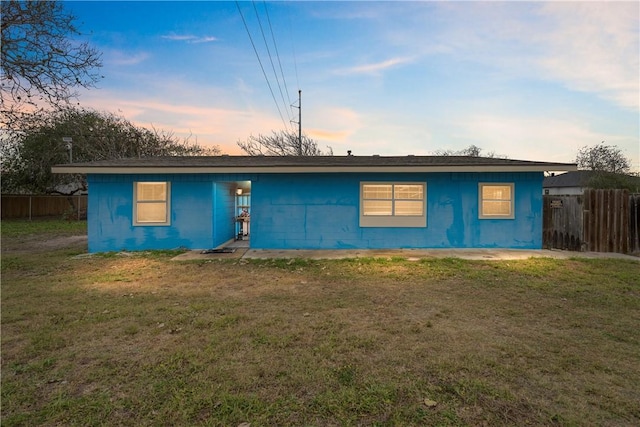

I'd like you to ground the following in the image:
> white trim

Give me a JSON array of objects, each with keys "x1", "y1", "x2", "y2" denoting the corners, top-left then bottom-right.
[
  {"x1": 133, "y1": 182, "x2": 171, "y2": 226},
  {"x1": 478, "y1": 183, "x2": 515, "y2": 220},
  {"x1": 360, "y1": 182, "x2": 427, "y2": 228}
]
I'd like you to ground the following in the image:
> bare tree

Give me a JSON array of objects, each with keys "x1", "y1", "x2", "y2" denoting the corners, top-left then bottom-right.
[
  {"x1": 433, "y1": 144, "x2": 506, "y2": 158},
  {"x1": 237, "y1": 130, "x2": 333, "y2": 156},
  {"x1": 576, "y1": 142, "x2": 631, "y2": 174},
  {"x1": 1, "y1": 1, "x2": 102, "y2": 129},
  {"x1": 1, "y1": 107, "x2": 220, "y2": 195}
]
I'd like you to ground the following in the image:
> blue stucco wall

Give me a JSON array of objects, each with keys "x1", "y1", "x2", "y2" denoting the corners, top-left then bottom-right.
[
  {"x1": 87, "y1": 171, "x2": 544, "y2": 252},
  {"x1": 250, "y1": 172, "x2": 544, "y2": 249},
  {"x1": 87, "y1": 174, "x2": 236, "y2": 252},
  {"x1": 212, "y1": 181, "x2": 235, "y2": 246}
]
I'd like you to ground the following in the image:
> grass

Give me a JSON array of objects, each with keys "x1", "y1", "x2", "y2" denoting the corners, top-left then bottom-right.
[
  {"x1": 2, "y1": 220, "x2": 640, "y2": 426},
  {"x1": 1, "y1": 218, "x2": 87, "y2": 238}
]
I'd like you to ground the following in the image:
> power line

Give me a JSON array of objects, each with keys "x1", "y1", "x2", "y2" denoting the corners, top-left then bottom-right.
[
  {"x1": 262, "y1": 1, "x2": 292, "y2": 107},
  {"x1": 285, "y1": 1, "x2": 301, "y2": 134},
  {"x1": 252, "y1": 1, "x2": 293, "y2": 129},
  {"x1": 286, "y1": 2, "x2": 300, "y2": 91},
  {"x1": 235, "y1": 1, "x2": 288, "y2": 130}
]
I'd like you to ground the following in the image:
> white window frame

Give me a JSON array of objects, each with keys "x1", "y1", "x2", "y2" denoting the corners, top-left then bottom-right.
[
  {"x1": 478, "y1": 183, "x2": 515, "y2": 219},
  {"x1": 133, "y1": 182, "x2": 171, "y2": 226},
  {"x1": 360, "y1": 182, "x2": 426, "y2": 228}
]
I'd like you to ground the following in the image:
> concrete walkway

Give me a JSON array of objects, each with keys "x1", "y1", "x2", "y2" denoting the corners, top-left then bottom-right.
[{"x1": 172, "y1": 247, "x2": 640, "y2": 262}]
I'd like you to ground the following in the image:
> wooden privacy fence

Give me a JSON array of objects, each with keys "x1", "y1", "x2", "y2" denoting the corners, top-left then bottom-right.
[
  {"x1": 1, "y1": 195, "x2": 87, "y2": 220},
  {"x1": 543, "y1": 189, "x2": 640, "y2": 254},
  {"x1": 629, "y1": 193, "x2": 640, "y2": 254}
]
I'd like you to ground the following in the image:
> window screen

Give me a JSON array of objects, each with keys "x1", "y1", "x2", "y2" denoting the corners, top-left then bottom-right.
[
  {"x1": 479, "y1": 183, "x2": 514, "y2": 219},
  {"x1": 360, "y1": 182, "x2": 426, "y2": 227},
  {"x1": 134, "y1": 182, "x2": 170, "y2": 225}
]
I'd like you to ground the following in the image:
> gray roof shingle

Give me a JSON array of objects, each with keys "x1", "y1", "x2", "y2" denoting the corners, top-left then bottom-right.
[
  {"x1": 543, "y1": 171, "x2": 595, "y2": 188},
  {"x1": 52, "y1": 155, "x2": 576, "y2": 173},
  {"x1": 543, "y1": 170, "x2": 640, "y2": 189}
]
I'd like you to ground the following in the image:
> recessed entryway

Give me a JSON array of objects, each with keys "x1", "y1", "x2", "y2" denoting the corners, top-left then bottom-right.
[{"x1": 234, "y1": 180, "x2": 251, "y2": 245}]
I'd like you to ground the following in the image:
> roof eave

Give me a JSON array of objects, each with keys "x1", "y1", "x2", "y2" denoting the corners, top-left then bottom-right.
[{"x1": 52, "y1": 164, "x2": 578, "y2": 174}]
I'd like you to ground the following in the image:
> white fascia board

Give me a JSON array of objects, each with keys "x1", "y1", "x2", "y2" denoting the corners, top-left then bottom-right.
[{"x1": 52, "y1": 164, "x2": 578, "y2": 174}]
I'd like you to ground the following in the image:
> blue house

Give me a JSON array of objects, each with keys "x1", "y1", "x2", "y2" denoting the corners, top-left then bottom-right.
[{"x1": 52, "y1": 155, "x2": 576, "y2": 253}]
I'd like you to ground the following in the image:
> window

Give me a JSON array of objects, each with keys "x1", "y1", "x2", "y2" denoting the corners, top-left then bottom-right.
[
  {"x1": 134, "y1": 182, "x2": 170, "y2": 225},
  {"x1": 360, "y1": 182, "x2": 426, "y2": 227},
  {"x1": 479, "y1": 183, "x2": 514, "y2": 219}
]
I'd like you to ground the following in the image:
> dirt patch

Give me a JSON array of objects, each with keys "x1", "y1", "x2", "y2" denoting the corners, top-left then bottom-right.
[
  {"x1": 41, "y1": 235, "x2": 87, "y2": 249},
  {"x1": 1, "y1": 234, "x2": 87, "y2": 254}
]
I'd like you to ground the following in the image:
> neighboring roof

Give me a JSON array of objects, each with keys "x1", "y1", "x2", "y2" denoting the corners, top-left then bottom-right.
[
  {"x1": 543, "y1": 170, "x2": 595, "y2": 188},
  {"x1": 544, "y1": 170, "x2": 640, "y2": 189},
  {"x1": 52, "y1": 155, "x2": 577, "y2": 174}
]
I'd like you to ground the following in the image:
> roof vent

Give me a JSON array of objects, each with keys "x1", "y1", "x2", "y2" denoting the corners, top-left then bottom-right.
[{"x1": 373, "y1": 154, "x2": 380, "y2": 157}]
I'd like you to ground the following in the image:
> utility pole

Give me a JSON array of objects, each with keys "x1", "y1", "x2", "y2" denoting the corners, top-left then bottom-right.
[
  {"x1": 291, "y1": 90, "x2": 302, "y2": 155},
  {"x1": 298, "y1": 90, "x2": 302, "y2": 155},
  {"x1": 63, "y1": 137, "x2": 73, "y2": 163}
]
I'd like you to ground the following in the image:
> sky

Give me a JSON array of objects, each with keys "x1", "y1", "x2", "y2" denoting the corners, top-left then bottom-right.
[{"x1": 66, "y1": 1, "x2": 639, "y2": 170}]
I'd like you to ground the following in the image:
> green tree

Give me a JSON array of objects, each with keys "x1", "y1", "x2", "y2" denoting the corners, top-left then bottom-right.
[
  {"x1": 237, "y1": 130, "x2": 332, "y2": 156},
  {"x1": 576, "y1": 142, "x2": 631, "y2": 174},
  {"x1": 1, "y1": 107, "x2": 220, "y2": 195},
  {"x1": 1, "y1": 0, "x2": 102, "y2": 129},
  {"x1": 586, "y1": 172, "x2": 640, "y2": 191}
]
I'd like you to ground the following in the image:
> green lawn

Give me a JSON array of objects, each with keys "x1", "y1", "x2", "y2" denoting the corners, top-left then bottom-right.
[
  {"x1": 2, "y1": 220, "x2": 639, "y2": 426},
  {"x1": 1, "y1": 218, "x2": 87, "y2": 238}
]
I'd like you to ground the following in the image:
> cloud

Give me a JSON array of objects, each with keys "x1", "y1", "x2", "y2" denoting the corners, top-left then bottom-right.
[
  {"x1": 160, "y1": 34, "x2": 193, "y2": 41},
  {"x1": 305, "y1": 107, "x2": 363, "y2": 143},
  {"x1": 335, "y1": 56, "x2": 415, "y2": 76},
  {"x1": 532, "y1": 2, "x2": 639, "y2": 111},
  {"x1": 161, "y1": 33, "x2": 218, "y2": 44},
  {"x1": 429, "y1": 2, "x2": 639, "y2": 111},
  {"x1": 105, "y1": 50, "x2": 150, "y2": 66},
  {"x1": 450, "y1": 113, "x2": 638, "y2": 166},
  {"x1": 307, "y1": 129, "x2": 350, "y2": 141},
  {"x1": 77, "y1": 91, "x2": 286, "y2": 154},
  {"x1": 192, "y1": 36, "x2": 218, "y2": 44},
  {"x1": 372, "y1": 2, "x2": 638, "y2": 111}
]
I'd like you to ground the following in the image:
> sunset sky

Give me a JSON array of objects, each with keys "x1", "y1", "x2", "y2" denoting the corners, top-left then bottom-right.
[{"x1": 66, "y1": 1, "x2": 639, "y2": 170}]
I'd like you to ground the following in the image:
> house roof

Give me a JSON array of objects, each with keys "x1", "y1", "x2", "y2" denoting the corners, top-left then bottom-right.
[
  {"x1": 52, "y1": 155, "x2": 577, "y2": 174},
  {"x1": 543, "y1": 170, "x2": 595, "y2": 188},
  {"x1": 544, "y1": 170, "x2": 640, "y2": 189}
]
